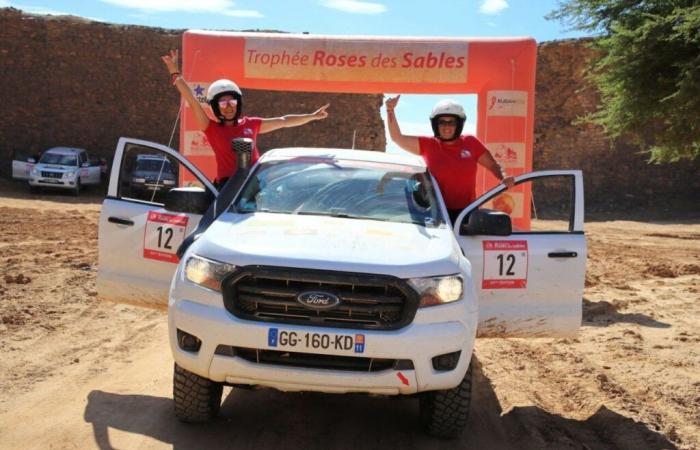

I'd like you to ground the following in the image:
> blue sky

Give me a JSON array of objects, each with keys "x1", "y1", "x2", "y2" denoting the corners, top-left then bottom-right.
[{"x1": 1, "y1": 0, "x2": 591, "y2": 152}]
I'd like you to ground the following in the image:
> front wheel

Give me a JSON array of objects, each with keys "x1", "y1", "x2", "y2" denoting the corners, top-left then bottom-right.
[
  {"x1": 72, "y1": 180, "x2": 81, "y2": 196},
  {"x1": 173, "y1": 363, "x2": 223, "y2": 423},
  {"x1": 419, "y1": 358, "x2": 473, "y2": 438}
]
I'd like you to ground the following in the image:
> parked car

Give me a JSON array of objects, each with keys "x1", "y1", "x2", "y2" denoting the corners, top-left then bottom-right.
[
  {"x1": 125, "y1": 154, "x2": 178, "y2": 200},
  {"x1": 15, "y1": 147, "x2": 101, "y2": 195},
  {"x1": 97, "y1": 138, "x2": 586, "y2": 438}
]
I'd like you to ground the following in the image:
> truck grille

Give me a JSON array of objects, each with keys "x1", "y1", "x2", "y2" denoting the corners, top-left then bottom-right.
[
  {"x1": 216, "y1": 346, "x2": 414, "y2": 372},
  {"x1": 222, "y1": 266, "x2": 418, "y2": 330},
  {"x1": 41, "y1": 171, "x2": 62, "y2": 179}
]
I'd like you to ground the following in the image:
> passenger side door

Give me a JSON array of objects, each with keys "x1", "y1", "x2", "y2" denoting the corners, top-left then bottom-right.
[
  {"x1": 97, "y1": 138, "x2": 217, "y2": 308},
  {"x1": 79, "y1": 152, "x2": 101, "y2": 185},
  {"x1": 455, "y1": 170, "x2": 586, "y2": 338}
]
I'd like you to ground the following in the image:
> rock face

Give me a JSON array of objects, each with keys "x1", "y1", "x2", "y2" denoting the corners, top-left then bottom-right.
[
  {"x1": 536, "y1": 39, "x2": 700, "y2": 212},
  {"x1": 1, "y1": 7, "x2": 697, "y2": 211}
]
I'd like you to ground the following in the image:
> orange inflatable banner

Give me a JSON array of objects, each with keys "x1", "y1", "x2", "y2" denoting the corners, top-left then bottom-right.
[{"x1": 181, "y1": 31, "x2": 536, "y2": 229}]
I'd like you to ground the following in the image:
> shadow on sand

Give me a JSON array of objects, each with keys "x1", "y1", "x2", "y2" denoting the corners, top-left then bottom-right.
[
  {"x1": 583, "y1": 298, "x2": 671, "y2": 328},
  {"x1": 83, "y1": 358, "x2": 676, "y2": 450}
]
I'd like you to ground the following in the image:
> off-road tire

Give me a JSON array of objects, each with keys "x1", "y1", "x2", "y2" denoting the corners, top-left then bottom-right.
[
  {"x1": 419, "y1": 360, "x2": 473, "y2": 438},
  {"x1": 173, "y1": 363, "x2": 223, "y2": 422},
  {"x1": 72, "y1": 180, "x2": 81, "y2": 196}
]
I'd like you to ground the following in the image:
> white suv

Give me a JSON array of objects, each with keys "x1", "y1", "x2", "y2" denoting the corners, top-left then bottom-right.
[
  {"x1": 26, "y1": 147, "x2": 101, "y2": 194},
  {"x1": 98, "y1": 138, "x2": 586, "y2": 438}
]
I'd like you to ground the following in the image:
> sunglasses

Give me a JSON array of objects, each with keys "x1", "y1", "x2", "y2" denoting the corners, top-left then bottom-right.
[
  {"x1": 218, "y1": 99, "x2": 238, "y2": 109},
  {"x1": 437, "y1": 119, "x2": 458, "y2": 126}
]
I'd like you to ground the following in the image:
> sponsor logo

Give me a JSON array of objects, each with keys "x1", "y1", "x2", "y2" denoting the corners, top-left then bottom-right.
[
  {"x1": 488, "y1": 142, "x2": 525, "y2": 169},
  {"x1": 243, "y1": 128, "x2": 253, "y2": 136},
  {"x1": 460, "y1": 149, "x2": 472, "y2": 159},
  {"x1": 486, "y1": 90, "x2": 528, "y2": 117},
  {"x1": 297, "y1": 291, "x2": 341, "y2": 310},
  {"x1": 188, "y1": 83, "x2": 209, "y2": 104}
]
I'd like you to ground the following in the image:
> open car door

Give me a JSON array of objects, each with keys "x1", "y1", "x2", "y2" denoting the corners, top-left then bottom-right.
[
  {"x1": 97, "y1": 137, "x2": 217, "y2": 308},
  {"x1": 455, "y1": 170, "x2": 586, "y2": 338},
  {"x1": 11, "y1": 151, "x2": 36, "y2": 181}
]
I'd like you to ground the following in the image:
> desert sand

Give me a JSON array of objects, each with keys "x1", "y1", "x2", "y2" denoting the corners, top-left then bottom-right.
[{"x1": 0, "y1": 181, "x2": 698, "y2": 450}]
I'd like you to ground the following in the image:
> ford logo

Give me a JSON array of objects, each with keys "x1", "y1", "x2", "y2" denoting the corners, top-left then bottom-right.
[{"x1": 297, "y1": 291, "x2": 340, "y2": 310}]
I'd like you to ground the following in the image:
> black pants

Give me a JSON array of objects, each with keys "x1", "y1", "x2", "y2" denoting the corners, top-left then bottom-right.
[
  {"x1": 214, "y1": 177, "x2": 229, "y2": 190},
  {"x1": 447, "y1": 208, "x2": 463, "y2": 226}
]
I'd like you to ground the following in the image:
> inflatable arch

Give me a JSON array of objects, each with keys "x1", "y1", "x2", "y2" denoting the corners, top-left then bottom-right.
[{"x1": 180, "y1": 31, "x2": 536, "y2": 228}]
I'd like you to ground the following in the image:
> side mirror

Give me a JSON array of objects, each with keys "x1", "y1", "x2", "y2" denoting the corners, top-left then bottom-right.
[
  {"x1": 27, "y1": 157, "x2": 36, "y2": 163},
  {"x1": 81, "y1": 162, "x2": 90, "y2": 168},
  {"x1": 164, "y1": 187, "x2": 214, "y2": 215},
  {"x1": 460, "y1": 209, "x2": 512, "y2": 236}
]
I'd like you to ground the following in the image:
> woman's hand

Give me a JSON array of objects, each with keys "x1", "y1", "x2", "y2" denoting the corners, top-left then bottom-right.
[
  {"x1": 310, "y1": 104, "x2": 330, "y2": 121},
  {"x1": 161, "y1": 49, "x2": 179, "y2": 75},
  {"x1": 385, "y1": 95, "x2": 400, "y2": 112}
]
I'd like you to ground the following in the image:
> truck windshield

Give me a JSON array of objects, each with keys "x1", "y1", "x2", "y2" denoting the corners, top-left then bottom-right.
[
  {"x1": 40, "y1": 153, "x2": 78, "y2": 166},
  {"x1": 233, "y1": 158, "x2": 443, "y2": 227},
  {"x1": 136, "y1": 159, "x2": 171, "y2": 172}
]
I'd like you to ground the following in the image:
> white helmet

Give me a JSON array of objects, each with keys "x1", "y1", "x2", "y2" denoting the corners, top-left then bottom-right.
[
  {"x1": 207, "y1": 79, "x2": 243, "y2": 123},
  {"x1": 430, "y1": 99, "x2": 466, "y2": 141}
]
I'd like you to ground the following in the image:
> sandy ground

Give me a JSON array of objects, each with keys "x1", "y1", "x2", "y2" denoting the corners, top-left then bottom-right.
[{"x1": 0, "y1": 179, "x2": 698, "y2": 450}]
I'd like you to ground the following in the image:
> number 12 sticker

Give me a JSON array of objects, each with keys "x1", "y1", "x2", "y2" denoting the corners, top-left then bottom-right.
[
  {"x1": 482, "y1": 240, "x2": 528, "y2": 289},
  {"x1": 143, "y1": 211, "x2": 189, "y2": 263}
]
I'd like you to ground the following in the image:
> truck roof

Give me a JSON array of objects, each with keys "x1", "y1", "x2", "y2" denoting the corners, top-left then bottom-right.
[
  {"x1": 260, "y1": 148, "x2": 426, "y2": 169},
  {"x1": 45, "y1": 147, "x2": 85, "y2": 155}
]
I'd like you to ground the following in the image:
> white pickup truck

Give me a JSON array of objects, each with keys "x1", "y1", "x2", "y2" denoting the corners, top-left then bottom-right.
[{"x1": 97, "y1": 137, "x2": 586, "y2": 438}]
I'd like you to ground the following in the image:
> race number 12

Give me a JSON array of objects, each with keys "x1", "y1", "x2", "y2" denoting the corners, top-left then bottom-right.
[
  {"x1": 143, "y1": 211, "x2": 189, "y2": 263},
  {"x1": 482, "y1": 240, "x2": 528, "y2": 289}
]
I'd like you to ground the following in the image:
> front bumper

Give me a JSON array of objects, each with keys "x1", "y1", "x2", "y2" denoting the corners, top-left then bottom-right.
[
  {"x1": 29, "y1": 177, "x2": 77, "y2": 189},
  {"x1": 168, "y1": 294, "x2": 477, "y2": 395}
]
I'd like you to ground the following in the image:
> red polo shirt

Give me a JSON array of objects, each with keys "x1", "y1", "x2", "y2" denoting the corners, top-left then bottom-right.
[
  {"x1": 203, "y1": 117, "x2": 262, "y2": 181},
  {"x1": 418, "y1": 135, "x2": 487, "y2": 209}
]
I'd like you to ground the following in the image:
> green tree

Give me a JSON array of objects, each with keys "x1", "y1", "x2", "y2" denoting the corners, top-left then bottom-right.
[{"x1": 548, "y1": 1, "x2": 700, "y2": 162}]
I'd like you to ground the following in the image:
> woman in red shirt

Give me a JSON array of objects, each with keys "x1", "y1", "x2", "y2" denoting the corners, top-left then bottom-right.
[
  {"x1": 162, "y1": 50, "x2": 329, "y2": 186},
  {"x1": 385, "y1": 95, "x2": 514, "y2": 224}
]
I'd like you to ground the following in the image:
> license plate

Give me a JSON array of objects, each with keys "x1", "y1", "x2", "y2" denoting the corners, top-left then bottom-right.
[
  {"x1": 268, "y1": 328, "x2": 365, "y2": 354},
  {"x1": 41, "y1": 179, "x2": 61, "y2": 184}
]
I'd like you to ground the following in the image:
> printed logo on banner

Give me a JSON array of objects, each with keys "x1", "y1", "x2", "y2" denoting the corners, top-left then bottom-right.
[
  {"x1": 187, "y1": 83, "x2": 209, "y2": 106},
  {"x1": 484, "y1": 191, "x2": 524, "y2": 218},
  {"x1": 486, "y1": 91, "x2": 528, "y2": 117},
  {"x1": 487, "y1": 142, "x2": 525, "y2": 169},
  {"x1": 183, "y1": 130, "x2": 215, "y2": 157},
  {"x1": 143, "y1": 211, "x2": 189, "y2": 263},
  {"x1": 482, "y1": 240, "x2": 528, "y2": 289}
]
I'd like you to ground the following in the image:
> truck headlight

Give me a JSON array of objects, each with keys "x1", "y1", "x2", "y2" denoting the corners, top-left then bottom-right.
[
  {"x1": 132, "y1": 177, "x2": 146, "y2": 184},
  {"x1": 408, "y1": 275, "x2": 463, "y2": 308},
  {"x1": 63, "y1": 171, "x2": 77, "y2": 179},
  {"x1": 163, "y1": 179, "x2": 175, "y2": 185},
  {"x1": 184, "y1": 255, "x2": 236, "y2": 292},
  {"x1": 31, "y1": 168, "x2": 40, "y2": 176}
]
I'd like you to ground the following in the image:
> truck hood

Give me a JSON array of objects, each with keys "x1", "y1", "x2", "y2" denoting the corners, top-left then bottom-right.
[
  {"x1": 192, "y1": 212, "x2": 462, "y2": 278},
  {"x1": 35, "y1": 163, "x2": 77, "y2": 172}
]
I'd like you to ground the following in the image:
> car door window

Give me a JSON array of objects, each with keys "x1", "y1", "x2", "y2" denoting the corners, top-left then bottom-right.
[
  {"x1": 118, "y1": 143, "x2": 205, "y2": 204},
  {"x1": 479, "y1": 174, "x2": 576, "y2": 233}
]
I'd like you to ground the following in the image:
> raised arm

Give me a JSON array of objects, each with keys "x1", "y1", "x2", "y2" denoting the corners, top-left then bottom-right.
[
  {"x1": 478, "y1": 150, "x2": 515, "y2": 188},
  {"x1": 161, "y1": 49, "x2": 210, "y2": 131},
  {"x1": 385, "y1": 95, "x2": 420, "y2": 155},
  {"x1": 259, "y1": 104, "x2": 330, "y2": 134}
]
